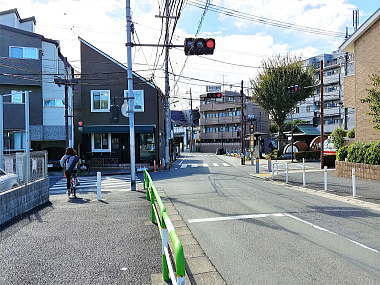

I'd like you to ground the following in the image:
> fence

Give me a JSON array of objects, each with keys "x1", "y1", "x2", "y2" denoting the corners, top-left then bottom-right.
[
  {"x1": 269, "y1": 160, "x2": 379, "y2": 202},
  {"x1": 2, "y1": 151, "x2": 47, "y2": 187},
  {"x1": 143, "y1": 170, "x2": 186, "y2": 285}
]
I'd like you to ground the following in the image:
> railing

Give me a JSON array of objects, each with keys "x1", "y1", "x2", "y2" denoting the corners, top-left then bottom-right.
[{"x1": 144, "y1": 170, "x2": 186, "y2": 285}]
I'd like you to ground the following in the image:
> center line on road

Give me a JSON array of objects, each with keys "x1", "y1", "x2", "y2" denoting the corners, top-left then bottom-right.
[
  {"x1": 284, "y1": 213, "x2": 379, "y2": 254},
  {"x1": 188, "y1": 213, "x2": 285, "y2": 223}
]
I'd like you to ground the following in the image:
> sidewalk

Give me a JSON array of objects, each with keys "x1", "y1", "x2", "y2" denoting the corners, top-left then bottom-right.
[
  {"x1": 0, "y1": 190, "x2": 162, "y2": 284},
  {"x1": 218, "y1": 155, "x2": 380, "y2": 205}
]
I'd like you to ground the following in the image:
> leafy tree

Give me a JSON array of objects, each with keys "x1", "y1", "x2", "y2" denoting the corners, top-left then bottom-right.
[
  {"x1": 269, "y1": 119, "x2": 308, "y2": 134},
  {"x1": 361, "y1": 74, "x2": 380, "y2": 130},
  {"x1": 251, "y1": 54, "x2": 315, "y2": 149},
  {"x1": 331, "y1": 127, "x2": 347, "y2": 149},
  {"x1": 347, "y1": 128, "x2": 355, "y2": 138}
]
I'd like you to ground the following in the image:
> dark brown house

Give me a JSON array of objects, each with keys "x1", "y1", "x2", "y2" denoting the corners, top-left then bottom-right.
[{"x1": 75, "y1": 37, "x2": 165, "y2": 166}]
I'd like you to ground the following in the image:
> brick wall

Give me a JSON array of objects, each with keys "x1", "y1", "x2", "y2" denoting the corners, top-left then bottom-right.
[
  {"x1": 335, "y1": 160, "x2": 380, "y2": 180},
  {"x1": 350, "y1": 18, "x2": 380, "y2": 142},
  {"x1": 0, "y1": 178, "x2": 49, "y2": 225}
]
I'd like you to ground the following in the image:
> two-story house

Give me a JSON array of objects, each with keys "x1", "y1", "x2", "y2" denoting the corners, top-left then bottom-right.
[
  {"x1": 0, "y1": 8, "x2": 74, "y2": 157},
  {"x1": 75, "y1": 37, "x2": 165, "y2": 167}
]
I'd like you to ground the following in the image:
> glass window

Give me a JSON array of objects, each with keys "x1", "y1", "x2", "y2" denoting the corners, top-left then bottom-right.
[
  {"x1": 4, "y1": 131, "x2": 24, "y2": 150},
  {"x1": 140, "y1": 133, "x2": 155, "y2": 161},
  {"x1": 91, "y1": 90, "x2": 110, "y2": 112},
  {"x1": 11, "y1": 91, "x2": 23, "y2": 103},
  {"x1": 10, "y1": 46, "x2": 38, "y2": 59},
  {"x1": 44, "y1": 99, "x2": 64, "y2": 107},
  {"x1": 124, "y1": 90, "x2": 145, "y2": 112},
  {"x1": 93, "y1": 133, "x2": 109, "y2": 151}
]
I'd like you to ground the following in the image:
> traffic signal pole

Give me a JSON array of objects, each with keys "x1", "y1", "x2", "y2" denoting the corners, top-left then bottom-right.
[
  {"x1": 126, "y1": 0, "x2": 136, "y2": 190},
  {"x1": 320, "y1": 60, "x2": 325, "y2": 169}
]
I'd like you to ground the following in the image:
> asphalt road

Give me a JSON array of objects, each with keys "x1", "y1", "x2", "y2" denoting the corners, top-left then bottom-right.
[{"x1": 151, "y1": 153, "x2": 380, "y2": 285}]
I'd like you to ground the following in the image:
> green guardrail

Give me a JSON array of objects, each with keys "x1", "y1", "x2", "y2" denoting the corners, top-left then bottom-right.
[{"x1": 144, "y1": 170, "x2": 186, "y2": 285}]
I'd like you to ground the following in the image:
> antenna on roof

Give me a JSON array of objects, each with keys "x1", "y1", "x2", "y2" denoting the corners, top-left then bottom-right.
[{"x1": 353, "y1": 9, "x2": 359, "y2": 31}]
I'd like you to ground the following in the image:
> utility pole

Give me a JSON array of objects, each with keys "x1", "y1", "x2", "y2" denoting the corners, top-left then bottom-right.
[
  {"x1": 240, "y1": 80, "x2": 245, "y2": 165},
  {"x1": 164, "y1": 0, "x2": 171, "y2": 168},
  {"x1": 25, "y1": 91, "x2": 30, "y2": 183},
  {"x1": 291, "y1": 110, "x2": 294, "y2": 162},
  {"x1": 320, "y1": 60, "x2": 325, "y2": 169},
  {"x1": 189, "y1": 88, "x2": 194, "y2": 153},
  {"x1": 126, "y1": 0, "x2": 136, "y2": 190}
]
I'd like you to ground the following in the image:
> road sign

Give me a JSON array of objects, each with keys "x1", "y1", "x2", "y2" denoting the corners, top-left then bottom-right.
[{"x1": 206, "y1": 85, "x2": 221, "y2": 93}]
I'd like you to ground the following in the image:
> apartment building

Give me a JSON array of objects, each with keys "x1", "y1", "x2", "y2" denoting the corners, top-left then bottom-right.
[
  {"x1": 289, "y1": 52, "x2": 355, "y2": 133},
  {"x1": 339, "y1": 8, "x2": 380, "y2": 142},
  {"x1": 0, "y1": 8, "x2": 74, "y2": 154},
  {"x1": 199, "y1": 90, "x2": 269, "y2": 152}
]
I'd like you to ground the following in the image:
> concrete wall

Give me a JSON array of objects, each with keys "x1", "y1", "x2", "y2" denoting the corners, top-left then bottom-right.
[
  {"x1": 196, "y1": 142, "x2": 241, "y2": 153},
  {"x1": 0, "y1": 177, "x2": 49, "y2": 225}
]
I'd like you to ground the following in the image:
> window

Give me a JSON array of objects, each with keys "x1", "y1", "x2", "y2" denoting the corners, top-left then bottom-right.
[
  {"x1": 306, "y1": 106, "x2": 311, "y2": 112},
  {"x1": 11, "y1": 91, "x2": 24, "y2": 103},
  {"x1": 91, "y1": 90, "x2": 110, "y2": 112},
  {"x1": 91, "y1": 133, "x2": 111, "y2": 152},
  {"x1": 4, "y1": 131, "x2": 24, "y2": 151},
  {"x1": 295, "y1": 107, "x2": 300, "y2": 113},
  {"x1": 124, "y1": 90, "x2": 145, "y2": 112},
  {"x1": 9, "y1": 46, "x2": 38, "y2": 59},
  {"x1": 44, "y1": 99, "x2": 64, "y2": 107}
]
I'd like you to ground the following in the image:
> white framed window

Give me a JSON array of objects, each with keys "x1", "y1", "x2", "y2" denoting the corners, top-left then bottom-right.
[
  {"x1": 9, "y1": 46, "x2": 39, "y2": 59},
  {"x1": 91, "y1": 90, "x2": 110, "y2": 112},
  {"x1": 91, "y1": 133, "x2": 111, "y2": 152},
  {"x1": 11, "y1": 90, "x2": 24, "y2": 103},
  {"x1": 4, "y1": 131, "x2": 25, "y2": 151},
  {"x1": 123, "y1": 90, "x2": 144, "y2": 112},
  {"x1": 44, "y1": 99, "x2": 64, "y2": 107}
]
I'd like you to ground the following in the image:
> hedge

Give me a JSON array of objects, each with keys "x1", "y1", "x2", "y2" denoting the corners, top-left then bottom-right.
[
  {"x1": 338, "y1": 141, "x2": 380, "y2": 165},
  {"x1": 294, "y1": 151, "x2": 320, "y2": 161}
]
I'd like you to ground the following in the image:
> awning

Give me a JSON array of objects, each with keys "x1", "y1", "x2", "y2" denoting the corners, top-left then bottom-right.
[{"x1": 82, "y1": 125, "x2": 154, "y2": 134}]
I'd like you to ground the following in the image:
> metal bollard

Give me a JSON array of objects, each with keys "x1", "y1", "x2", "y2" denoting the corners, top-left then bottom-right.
[
  {"x1": 96, "y1": 171, "x2": 101, "y2": 200},
  {"x1": 271, "y1": 163, "x2": 275, "y2": 179},
  {"x1": 268, "y1": 159, "x2": 272, "y2": 173},
  {"x1": 302, "y1": 158, "x2": 306, "y2": 187},
  {"x1": 285, "y1": 162, "x2": 289, "y2": 183},
  {"x1": 255, "y1": 158, "x2": 260, "y2": 174},
  {"x1": 154, "y1": 160, "x2": 157, "y2": 172},
  {"x1": 324, "y1": 166, "x2": 328, "y2": 191},
  {"x1": 352, "y1": 168, "x2": 356, "y2": 198},
  {"x1": 275, "y1": 160, "x2": 279, "y2": 175}
]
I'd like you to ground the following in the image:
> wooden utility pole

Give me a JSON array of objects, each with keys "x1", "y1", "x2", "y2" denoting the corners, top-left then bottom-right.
[{"x1": 320, "y1": 60, "x2": 325, "y2": 169}]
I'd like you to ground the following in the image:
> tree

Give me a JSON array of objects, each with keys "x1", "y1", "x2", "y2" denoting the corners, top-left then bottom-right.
[
  {"x1": 361, "y1": 74, "x2": 380, "y2": 130},
  {"x1": 251, "y1": 54, "x2": 315, "y2": 149}
]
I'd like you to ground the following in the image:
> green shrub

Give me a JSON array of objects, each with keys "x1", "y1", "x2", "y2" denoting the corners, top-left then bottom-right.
[
  {"x1": 331, "y1": 128, "x2": 347, "y2": 149},
  {"x1": 336, "y1": 145, "x2": 349, "y2": 161},
  {"x1": 347, "y1": 128, "x2": 355, "y2": 138},
  {"x1": 264, "y1": 149, "x2": 279, "y2": 159},
  {"x1": 364, "y1": 142, "x2": 380, "y2": 165},
  {"x1": 294, "y1": 151, "x2": 321, "y2": 161}
]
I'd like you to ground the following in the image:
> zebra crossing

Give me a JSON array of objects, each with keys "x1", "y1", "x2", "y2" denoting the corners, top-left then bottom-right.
[
  {"x1": 49, "y1": 175, "x2": 142, "y2": 195},
  {"x1": 179, "y1": 162, "x2": 231, "y2": 169}
]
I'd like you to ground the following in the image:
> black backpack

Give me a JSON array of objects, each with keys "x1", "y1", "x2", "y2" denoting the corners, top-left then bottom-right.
[{"x1": 66, "y1": 155, "x2": 80, "y2": 172}]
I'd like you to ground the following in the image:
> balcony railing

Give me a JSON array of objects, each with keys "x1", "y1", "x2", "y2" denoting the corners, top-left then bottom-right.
[
  {"x1": 200, "y1": 131, "x2": 239, "y2": 140},
  {"x1": 200, "y1": 102, "x2": 241, "y2": 112},
  {"x1": 200, "y1": 115, "x2": 241, "y2": 125}
]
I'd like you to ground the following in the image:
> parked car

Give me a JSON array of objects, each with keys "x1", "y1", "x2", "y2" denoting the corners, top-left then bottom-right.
[{"x1": 0, "y1": 168, "x2": 18, "y2": 192}]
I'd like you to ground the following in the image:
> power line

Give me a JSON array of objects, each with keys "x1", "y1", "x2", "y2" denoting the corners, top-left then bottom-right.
[{"x1": 188, "y1": 0, "x2": 346, "y2": 37}]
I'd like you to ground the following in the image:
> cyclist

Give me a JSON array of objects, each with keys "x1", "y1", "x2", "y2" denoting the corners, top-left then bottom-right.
[{"x1": 60, "y1": 147, "x2": 80, "y2": 198}]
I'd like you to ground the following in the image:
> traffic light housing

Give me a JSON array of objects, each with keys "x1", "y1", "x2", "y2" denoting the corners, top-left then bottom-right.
[
  {"x1": 206, "y1": 92, "x2": 222, "y2": 98},
  {"x1": 312, "y1": 111, "x2": 319, "y2": 127},
  {"x1": 288, "y1": 85, "x2": 302, "y2": 93},
  {"x1": 184, "y1": 38, "x2": 215, "y2": 55}
]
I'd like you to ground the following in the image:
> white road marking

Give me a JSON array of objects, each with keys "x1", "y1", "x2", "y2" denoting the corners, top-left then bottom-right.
[
  {"x1": 180, "y1": 164, "x2": 188, "y2": 169},
  {"x1": 284, "y1": 213, "x2": 379, "y2": 254},
  {"x1": 222, "y1": 163, "x2": 230, "y2": 167},
  {"x1": 191, "y1": 164, "x2": 199, "y2": 168},
  {"x1": 322, "y1": 209, "x2": 362, "y2": 212},
  {"x1": 203, "y1": 163, "x2": 208, "y2": 167},
  {"x1": 188, "y1": 213, "x2": 285, "y2": 223},
  {"x1": 212, "y1": 163, "x2": 219, "y2": 167}
]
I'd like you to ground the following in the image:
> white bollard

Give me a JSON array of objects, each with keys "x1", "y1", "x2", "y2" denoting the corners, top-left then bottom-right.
[
  {"x1": 271, "y1": 162, "x2": 275, "y2": 179},
  {"x1": 352, "y1": 168, "x2": 356, "y2": 198},
  {"x1": 324, "y1": 166, "x2": 328, "y2": 191},
  {"x1": 96, "y1": 171, "x2": 102, "y2": 200},
  {"x1": 302, "y1": 158, "x2": 306, "y2": 187},
  {"x1": 275, "y1": 160, "x2": 279, "y2": 175},
  {"x1": 285, "y1": 162, "x2": 289, "y2": 183}
]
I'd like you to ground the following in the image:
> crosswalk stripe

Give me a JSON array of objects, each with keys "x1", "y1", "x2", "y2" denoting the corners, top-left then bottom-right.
[
  {"x1": 212, "y1": 163, "x2": 219, "y2": 167},
  {"x1": 181, "y1": 164, "x2": 188, "y2": 168},
  {"x1": 222, "y1": 163, "x2": 230, "y2": 167},
  {"x1": 203, "y1": 163, "x2": 208, "y2": 167},
  {"x1": 191, "y1": 164, "x2": 199, "y2": 168}
]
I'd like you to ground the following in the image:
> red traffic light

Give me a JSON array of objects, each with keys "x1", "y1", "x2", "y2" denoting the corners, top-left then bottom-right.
[
  {"x1": 78, "y1": 121, "x2": 83, "y2": 127},
  {"x1": 206, "y1": 92, "x2": 223, "y2": 98},
  {"x1": 206, "y1": 39, "x2": 215, "y2": 49}
]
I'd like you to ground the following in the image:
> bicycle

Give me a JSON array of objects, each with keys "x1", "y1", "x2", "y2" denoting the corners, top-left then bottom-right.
[{"x1": 66, "y1": 171, "x2": 78, "y2": 199}]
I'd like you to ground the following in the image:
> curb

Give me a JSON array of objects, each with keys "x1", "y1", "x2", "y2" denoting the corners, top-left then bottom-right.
[{"x1": 159, "y1": 191, "x2": 226, "y2": 285}]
